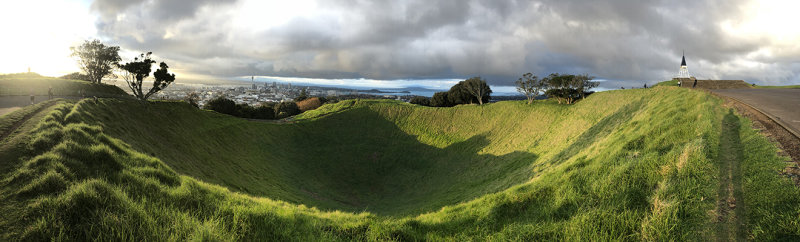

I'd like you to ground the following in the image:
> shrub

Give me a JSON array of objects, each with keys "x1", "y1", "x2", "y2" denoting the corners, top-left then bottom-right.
[
  {"x1": 297, "y1": 97, "x2": 323, "y2": 112},
  {"x1": 185, "y1": 92, "x2": 200, "y2": 108},
  {"x1": 204, "y1": 97, "x2": 237, "y2": 116},
  {"x1": 60, "y1": 72, "x2": 91, "y2": 82},
  {"x1": 274, "y1": 102, "x2": 300, "y2": 119},
  {"x1": 430, "y1": 92, "x2": 452, "y2": 107},
  {"x1": 409, "y1": 96, "x2": 430, "y2": 106}
]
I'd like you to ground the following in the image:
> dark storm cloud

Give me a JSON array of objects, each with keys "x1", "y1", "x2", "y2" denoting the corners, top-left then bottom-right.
[{"x1": 92, "y1": 0, "x2": 800, "y2": 86}]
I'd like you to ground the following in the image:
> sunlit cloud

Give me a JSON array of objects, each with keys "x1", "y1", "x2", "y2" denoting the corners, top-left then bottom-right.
[
  {"x1": 0, "y1": 0, "x2": 97, "y2": 76},
  {"x1": 2, "y1": 0, "x2": 799, "y2": 87}
]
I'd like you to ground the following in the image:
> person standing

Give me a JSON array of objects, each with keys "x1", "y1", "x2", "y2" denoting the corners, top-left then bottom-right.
[
  {"x1": 30, "y1": 93, "x2": 35, "y2": 104},
  {"x1": 48, "y1": 86, "x2": 53, "y2": 100}
]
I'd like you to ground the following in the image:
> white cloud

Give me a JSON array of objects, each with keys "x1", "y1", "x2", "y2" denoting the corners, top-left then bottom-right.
[
  {"x1": 5, "y1": 0, "x2": 800, "y2": 87},
  {"x1": 0, "y1": 0, "x2": 97, "y2": 76}
]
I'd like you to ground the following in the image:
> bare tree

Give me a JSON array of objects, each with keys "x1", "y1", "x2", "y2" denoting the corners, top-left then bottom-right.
[
  {"x1": 70, "y1": 39, "x2": 121, "y2": 84},
  {"x1": 516, "y1": 73, "x2": 546, "y2": 104}
]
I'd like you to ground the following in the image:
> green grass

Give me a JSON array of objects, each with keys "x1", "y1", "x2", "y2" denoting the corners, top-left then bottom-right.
[
  {"x1": 0, "y1": 72, "x2": 128, "y2": 97},
  {"x1": 1, "y1": 87, "x2": 798, "y2": 240},
  {"x1": 653, "y1": 79, "x2": 679, "y2": 87}
]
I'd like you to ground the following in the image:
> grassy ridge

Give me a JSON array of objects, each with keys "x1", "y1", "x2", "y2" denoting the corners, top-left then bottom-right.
[
  {"x1": 0, "y1": 73, "x2": 127, "y2": 97},
  {"x1": 1, "y1": 87, "x2": 798, "y2": 240}
]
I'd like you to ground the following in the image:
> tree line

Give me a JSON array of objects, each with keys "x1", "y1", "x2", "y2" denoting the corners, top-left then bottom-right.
[
  {"x1": 69, "y1": 39, "x2": 175, "y2": 102},
  {"x1": 410, "y1": 73, "x2": 598, "y2": 107},
  {"x1": 202, "y1": 96, "x2": 326, "y2": 120},
  {"x1": 516, "y1": 73, "x2": 598, "y2": 104},
  {"x1": 410, "y1": 77, "x2": 492, "y2": 107}
]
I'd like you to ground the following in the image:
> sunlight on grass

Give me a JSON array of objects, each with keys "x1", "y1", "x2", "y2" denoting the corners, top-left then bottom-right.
[{"x1": 1, "y1": 87, "x2": 798, "y2": 240}]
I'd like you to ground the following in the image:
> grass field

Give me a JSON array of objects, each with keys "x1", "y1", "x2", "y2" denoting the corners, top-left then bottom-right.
[
  {"x1": 1, "y1": 87, "x2": 798, "y2": 240},
  {"x1": 0, "y1": 72, "x2": 127, "y2": 97}
]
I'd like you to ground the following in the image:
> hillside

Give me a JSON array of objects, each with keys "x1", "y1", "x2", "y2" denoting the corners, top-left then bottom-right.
[
  {"x1": 0, "y1": 73, "x2": 127, "y2": 97},
  {"x1": 1, "y1": 87, "x2": 799, "y2": 240}
]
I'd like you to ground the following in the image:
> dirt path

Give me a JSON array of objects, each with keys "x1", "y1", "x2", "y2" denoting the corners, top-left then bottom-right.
[
  {"x1": 0, "y1": 101, "x2": 57, "y2": 142},
  {"x1": 715, "y1": 110, "x2": 747, "y2": 241}
]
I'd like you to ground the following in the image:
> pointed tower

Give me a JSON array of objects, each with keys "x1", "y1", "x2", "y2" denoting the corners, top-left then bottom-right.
[{"x1": 677, "y1": 52, "x2": 691, "y2": 78}]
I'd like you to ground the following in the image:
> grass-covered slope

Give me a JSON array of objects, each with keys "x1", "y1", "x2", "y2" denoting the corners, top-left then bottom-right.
[
  {"x1": 0, "y1": 72, "x2": 127, "y2": 97},
  {"x1": 1, "y1": 87, "x2": 799, "y2": 240}
]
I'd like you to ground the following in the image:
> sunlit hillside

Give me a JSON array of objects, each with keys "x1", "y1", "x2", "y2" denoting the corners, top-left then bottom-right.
[{"x1": 1, "y1": 87, "x2": 798, "y2": 240}]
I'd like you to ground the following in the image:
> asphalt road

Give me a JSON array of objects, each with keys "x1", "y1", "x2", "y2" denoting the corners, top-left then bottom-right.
[{"x1": 712, "y1": 89, "x2": 800, "y2": 136}]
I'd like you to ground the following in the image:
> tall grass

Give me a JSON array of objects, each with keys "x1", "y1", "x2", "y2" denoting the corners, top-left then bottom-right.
[{"x1": 0, "y1": 87, "x2": 797, "y2": 240}]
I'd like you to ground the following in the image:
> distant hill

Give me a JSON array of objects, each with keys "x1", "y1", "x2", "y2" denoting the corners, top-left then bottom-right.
[
  {"x1": 1, "y1": 87, "x2": 799, "y2": 240},
  {"x1": 0, "y1": 72, "x2": 128, "y2": 97}
]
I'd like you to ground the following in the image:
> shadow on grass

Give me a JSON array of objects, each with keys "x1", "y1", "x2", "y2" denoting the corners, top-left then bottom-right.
[
  {"x1": 545, "y1": 98, "x2": 645, "y2": 166},
  {"x1": 279, "y1": 106, "x2": 539, "y2": 216},
  {"x1": 65, "y1": 100, "x2": 539, "y2": 216}
]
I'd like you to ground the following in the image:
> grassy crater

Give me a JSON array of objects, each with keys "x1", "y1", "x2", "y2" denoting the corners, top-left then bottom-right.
[{"x1": 1, "y1": 87, "x2": 798, "y2": 240}]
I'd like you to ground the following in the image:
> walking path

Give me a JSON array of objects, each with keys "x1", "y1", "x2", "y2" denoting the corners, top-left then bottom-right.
[
  {"x1": 714, "y1": 111, "x2": 747, "y2": 241},
  {"x1": 0, "y1": 101, "x2": 58, "y2": 141}
]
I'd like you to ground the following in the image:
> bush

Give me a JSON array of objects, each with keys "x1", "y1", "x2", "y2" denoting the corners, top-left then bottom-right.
[
  {"x1": 236, "y1": 104, "x2": 256, "y2": 118},
  {"x1": 430, "y1": 92, "x2": 452, "y2": 107},
  {"x1": 60, "y1": 72, "x2": 91, "y2": 82},
  {"x1": 297, "y1": 97, "x2": 323, "y2": 112},
  {"x1": 231, "y1": 103, "x2": 276, "y2": 120},
  {"x1": 185, "y1": 92, "x2": 200, "y2": 108},
  {"x1": 203, "y1": 97, "x2": 237, "y2": 116},
  {"x1": 274, "y1": 102, "x2": 300, "y2": 119},
  {"x1": 252, "y1": 104, "x2": 275, "y2": 119},
  {"x1": 409, "y1": 96, "x2": 430, "y2": 106}
]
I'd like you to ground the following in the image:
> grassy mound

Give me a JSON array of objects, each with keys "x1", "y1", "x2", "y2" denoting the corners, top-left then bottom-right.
[
  {"x1": 0, "y1": 72, "x2": 127, "y2": 97},
  {"x1": 1, "y1": 87, "x2": 799, "y2": 240}
]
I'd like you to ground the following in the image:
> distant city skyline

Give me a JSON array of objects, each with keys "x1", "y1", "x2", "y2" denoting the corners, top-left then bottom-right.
[{"x1": 2, "y1": 0, "x2": 800, "y2": 89}]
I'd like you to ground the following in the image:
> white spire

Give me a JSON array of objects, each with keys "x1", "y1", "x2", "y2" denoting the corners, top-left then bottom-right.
[{"x1": 677, "y1": 52, "x2": 691, "y2": 78}]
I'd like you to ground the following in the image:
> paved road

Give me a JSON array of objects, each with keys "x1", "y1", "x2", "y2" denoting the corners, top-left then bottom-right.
[{"x1": 712, "y1": 89, "x2": 800, "y2": 136}]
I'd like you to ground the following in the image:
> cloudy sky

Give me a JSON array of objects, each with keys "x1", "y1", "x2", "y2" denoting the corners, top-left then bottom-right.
[{"x1": 2, "y1": 0, "x2": 800, "y2": 89}]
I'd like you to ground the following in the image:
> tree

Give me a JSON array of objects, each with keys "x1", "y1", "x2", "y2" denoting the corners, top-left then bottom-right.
[
  {"x1": 461, "y1": 77, "x2": 492, "y2": 105},
  {"x1": 274, "y1": 102, "x2": 300, "y2": 119},
  {"x1": 409, "y1": 96, "x2": 430, "y2": 106},
  {"x1": 543, "y1": 73, "x2": 597, "y2": 104},
  {"x1": 253, "y1": 104, "x2": 276, "y2": 120},
  {"x1": 447, "y1": 82, "x2": 474, "y2": 105},
  {"x1": 60, "y1": 72, "x2": 90, "y2": 82},
  {"x1": 295, "y1": 88, "x2": 309, "y2": 102},
  {"x1": 185, "y1": 92, "x2": 200, "y2": 108},
  {"x1": 117, "y1": 52, "x2": 176, "y2": 101},
  {"x1": 297, "y1": 97, "x2": 323, "y2": 112},
  {"x1": 516, "y1": 73, "x2": 546, "y2": 104},
  {"x1": 204, "y1": 96, "x2": 237, "y2": 115},
  {"x1": 70, "y1": 39, "x2": 121, "y2": 84},
  {"x1": 430, "y1": 92, "x2": 452, "y2": 107},
  {"x1": 575, "y1": 74, "x2": 598, "y2": 99}
]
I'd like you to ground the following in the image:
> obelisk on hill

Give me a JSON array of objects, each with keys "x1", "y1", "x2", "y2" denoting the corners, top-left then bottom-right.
[{"x1": 677, "y1": 52, "x2": 691, "y2": 78}]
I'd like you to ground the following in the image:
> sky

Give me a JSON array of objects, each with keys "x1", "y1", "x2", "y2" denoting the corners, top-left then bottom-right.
[{"x1": 2, "y1": 0, "x2": 800, "y2": 90}]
